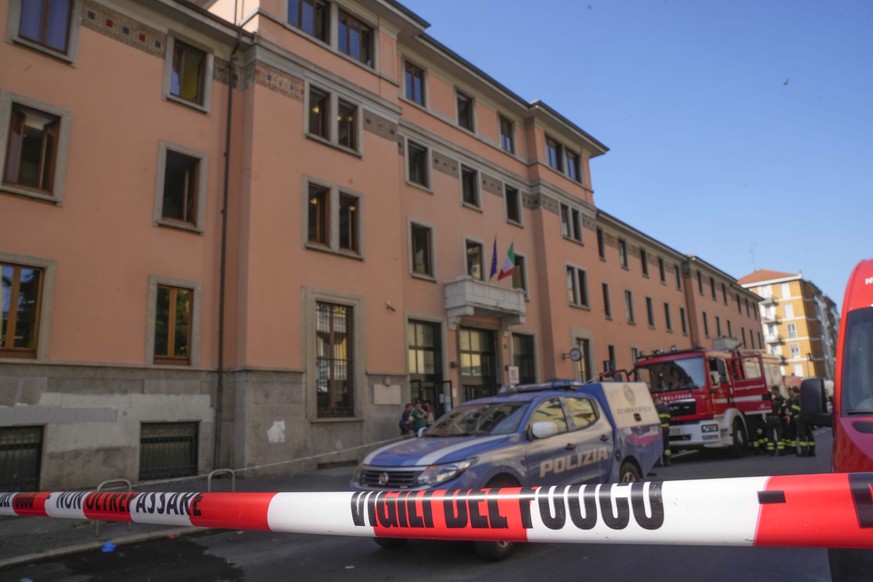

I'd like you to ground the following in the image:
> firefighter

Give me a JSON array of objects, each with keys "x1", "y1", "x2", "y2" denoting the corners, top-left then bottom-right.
[
  {"x1": 795, "y1": 388, "x2": 816, "y2": 456},
  {"x1": 765, "y1": 387, "x2": 786, "y2": 456},
  {"x1": 654, "y1": 396, "x2": 672, "y2": 466},
  {"x1": 785, "y1": 387, "x2": 801, "y2": 454}
]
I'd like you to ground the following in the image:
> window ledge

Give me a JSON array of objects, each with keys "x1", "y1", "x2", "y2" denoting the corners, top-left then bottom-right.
[
  {"x1": 311, "y1": 416, "x2": 363, "y2": 424},
  {"x1": 304, "y1": 243, "x2": 364, "y2": 261},
  {"x1": 462, "y1": 202, "x2": 483, "y2": 213},
  {"x1": 155, "y1": 219, "x2": 203, "y2": 235},
  {"x1": 305, "y1": 133, "x2": 362, "y2": 158},
  {"x1": 1, "y1": 186, "x2": 61, "y2": 206},
  {"x1": 411, "y1": 272, "x2": 437, "y2": 283},
  {"x1": 11, "y1": 37, "x2": 75, "y2": 65},
  {"x1": 165, "y1": 94, "x2": 210, "y2": 115},
  {"x1": 406, "y1": 181, "x2": 433, "y2": 194}
]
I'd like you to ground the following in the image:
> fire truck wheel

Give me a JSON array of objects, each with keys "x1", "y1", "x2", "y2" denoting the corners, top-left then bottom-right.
[{"x1": 729, "y1": 418, "x2": 747, "y2": 458}]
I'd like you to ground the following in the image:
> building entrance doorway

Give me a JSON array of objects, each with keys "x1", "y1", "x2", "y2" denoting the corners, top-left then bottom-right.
[{"x1": 458, "y1": 327, "x2": 498, "y2": 401}]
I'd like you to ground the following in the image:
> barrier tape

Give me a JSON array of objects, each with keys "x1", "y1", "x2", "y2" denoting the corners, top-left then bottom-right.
[{"x1": 3, "y1": 472, "x2": 873, "y2": 548}]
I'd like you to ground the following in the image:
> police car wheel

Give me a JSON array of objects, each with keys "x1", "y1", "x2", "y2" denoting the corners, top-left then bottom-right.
[
  {"x1": 373, "y1": 537, "x2": 407, "y2": 549},
  {"x1": 475, "y1": 540, "x2": 515, "y2": 561},
  {"x1": 619, "y1": 461, "x2": 642, "y2": 483}
]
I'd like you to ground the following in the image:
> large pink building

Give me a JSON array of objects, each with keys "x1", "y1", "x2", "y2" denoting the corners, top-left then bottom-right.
[{"x1": 0, "y1": 0, "x2": 762, "y2": 489}]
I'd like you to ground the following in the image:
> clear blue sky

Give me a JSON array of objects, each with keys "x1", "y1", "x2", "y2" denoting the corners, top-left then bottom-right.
[{"x1": 399, "y1": 0, "x2": 873, "y2": 304}]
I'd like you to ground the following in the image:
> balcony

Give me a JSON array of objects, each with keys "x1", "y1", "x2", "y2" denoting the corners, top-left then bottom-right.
[
  {"x1": 761, "y1": 296, "x2": 778, "y2": 307},
  {"x1": 761, "y1": 313, "x2": 780, "y2": 324},
  {"x1": 765, "y1": 333, "x2": 783, "y2": 344},
  {"x1": 444, "y1": 276, "x2": 526, "y2": 329}
]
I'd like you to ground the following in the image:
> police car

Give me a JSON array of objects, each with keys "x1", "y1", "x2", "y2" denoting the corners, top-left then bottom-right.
[{"x1": 350, "y1": 380, "x2": 662, "y2": 560}]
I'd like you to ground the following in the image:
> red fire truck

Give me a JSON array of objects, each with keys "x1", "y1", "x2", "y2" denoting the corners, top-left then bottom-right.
[
  {"x1": 631, "y1": 339, "x2": 783, "y2": 456},
  {"x1": 801, "y1": 258, "x2": 873, "y2": 580}
]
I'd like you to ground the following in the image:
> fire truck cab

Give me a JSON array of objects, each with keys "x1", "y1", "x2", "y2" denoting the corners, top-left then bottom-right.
[
  {"x1": 633, "y1": 340, "x2": 782, "y2": 456},
  {"x1": 801, "y1": 258, "x2": 873, "y2": 581}
]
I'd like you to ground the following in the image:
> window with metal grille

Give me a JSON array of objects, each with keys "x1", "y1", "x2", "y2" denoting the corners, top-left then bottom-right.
[
  {"x1": 316, "y1": 302, "x2": 354, "y2": 417},
  {"x1": 139, "y1": 422, "x2": 198, "y2": 481},
  {"x1": 0, "y1": 426, "x2": 43, "y2": 491}
]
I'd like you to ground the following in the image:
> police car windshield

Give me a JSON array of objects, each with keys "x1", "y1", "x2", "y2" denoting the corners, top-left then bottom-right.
[
  {"x1": 425, "y1": 402, "x2": 530, "y2": 437},
  {"x1": 844, "y1": 307, "x2": 873, "y2": 414},
  {"x1": 635, "y1": 356, "x2": 707, "y2": 393}
]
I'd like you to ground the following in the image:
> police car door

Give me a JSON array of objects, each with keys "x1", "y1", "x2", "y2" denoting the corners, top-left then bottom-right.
[
  {"x1": 525, "y1": 397, "x2": 573, "y2": 487},
  {"x1": 563, "y1": 396, "x2": 614, "y2": 484}
]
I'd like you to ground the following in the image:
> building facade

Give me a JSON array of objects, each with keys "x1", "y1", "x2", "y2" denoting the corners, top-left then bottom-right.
[
  {"x1": 738, "y1": 269, "x2": 839, "y2": 381},
  {"x1": 1, "y1": 0, "x2": 762, "y2": 490}
]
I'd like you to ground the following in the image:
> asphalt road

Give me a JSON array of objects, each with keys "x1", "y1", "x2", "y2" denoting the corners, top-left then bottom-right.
[{"x1": 3, "y1": 430, "x2": 834, "y2": 581}]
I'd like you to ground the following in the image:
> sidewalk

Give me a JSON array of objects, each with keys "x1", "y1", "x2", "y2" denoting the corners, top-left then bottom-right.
[{"x1": 0, "y1": 465, "x2": 356, "y2": 570}]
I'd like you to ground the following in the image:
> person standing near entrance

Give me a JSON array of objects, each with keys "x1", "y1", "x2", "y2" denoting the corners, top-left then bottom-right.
[
  {"x1": 399, "y1": 403, "x2": 414, "y2": 437},
  {"x1": 410, "y1": 401, "x2": 428, "y2": 433}
]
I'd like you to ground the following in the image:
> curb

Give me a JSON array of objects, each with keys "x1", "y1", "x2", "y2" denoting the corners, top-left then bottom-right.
[{"x1": 0, "y1": 526, "x2": 210, "y2": 570}]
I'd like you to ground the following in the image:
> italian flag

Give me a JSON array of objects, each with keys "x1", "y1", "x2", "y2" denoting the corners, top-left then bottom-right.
[{"x1": 497, "y1": 243, "x2": 515, "y2": 281}]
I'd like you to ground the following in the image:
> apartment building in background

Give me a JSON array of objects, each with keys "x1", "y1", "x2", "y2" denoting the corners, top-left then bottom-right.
[
  {"x1": 1, "y1": 0, "x2": 763, "y2": 490},
  {"x1": 738, "y1": 269, "x2": 839, "y2": 382}
]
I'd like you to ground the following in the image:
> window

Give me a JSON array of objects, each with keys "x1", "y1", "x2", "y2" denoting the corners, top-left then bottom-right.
[
  {"x1": 338, "y1": 193, "x2": 359, "y2": 252},
  {"x1": 716, "y1": 316, "x2": 722, "y2": 337},
  {"x1": 408, "y1": 320, "x2": 440, "y2": 375},
  {"x1": 703, "y1": 312, "x2": 710, "y2": 337},
  {"x1": 288, "y1": 0, "x2": 329, "y2": 42},
  {"x1": 166, "y1": 38, "x2": 212, "y2": 110},
  {"x1": 565, "y1": 149, "x2": 581, "y2": 182},
  {"x1": 737, "y1": 294, "x2": 742, "y2": 314},
  {"x1": 1, "y1": 93, "x2": 71, "y2": 203},
  {"x1": 155, "y1": 142, "x2": 207, "y2": 232},
  {"x1": 787, "y1": 323, "x2": 797, "y2": 339},
  {"x1": 597, "y1": 228, "x2": 605, "y2": 259},
  {"x1": 316, "y1": 302, "x2": 353, "y2": 417},
  {"x1": 722, "y1": 283, "x2": 728, "y2": 305},
  {"x1": 560, "y1": 204, "x2": 582, "y2": 242},
  {"x1": 512, "y1": 254, "x2": 528, "y2": 295},
  {"x1": 698, "y1": 272, "x2": 704, "y2": 295},
  {"x1": 658, "y1": 258, "x2": 666, "y2": 282},
  {"x1": 789, "y1": 343, "x2": 800, "y2": 359},
  {"x1": 664, "y1": 303, "x2": 673, "y2": 331},
  {"x1": 607, "y1": 345, "x2": 617, "y2": 372},
  {"x1": 680, "y1": 307, "x2": 688, "y2": 335},
  {"x1": 646, "y1": 297, "x2": 655, "y2": 328},
  {"x1": 305, "y1": 181, "x2": 361, "y2": 256},
  {"x1": 466, "y1": 240, "x2": 483, "y2": 280},
  {"x1": 404, "y1": 61, "x2": 426, "y2": 106},
  {"x1": 460, "y1": 165, "x2": 479, "y2": 207},
  {"x1": 9, "y1": 0, "x2": 82, "y2": 61},
  {"x1": 625, "y1": 290, "x2": 635, "y2": 323},
  {"x1": 512, "y1": 334, "x2": 536, "y2": 384},
  {"x1": 602, "y1": 283, "x2": 612, "y2": 319},
  {"x1": 566, "y1": 266, "x2": 589, "y2": 308},
  {"x1": 619, "y1": 239, "x2": 628, "y2": 268},
  {"x1": 308, "y1": 87, "x2": 329, "y2": 139},
  {"x1": 407, "y1": 140, "x2": 429, "y2": 188},
  {"x1": 784, "y1": 303, "x2": 794, "y2": 319},
  {"x1": 710, "y1": 277, "x2": 717, "y2": 300},
  {"x1": 456, "y1": 90, "x2": 474, "y2": 131},
  {"x1": 499, "y1": 115, "x2": 515, "y2": 153},
  {"x1": 139, "y1": 422, "x2": 198, "y2": 480},
  {"x1": 640, "y1": 249, "x2": 649, "y2": 277},
  {"x1": 306, "y1": 86, "x2": 360, "y2": 152},
  {"x1": 410, "y1": 223, "x2": 433, "y2": 277},
  {"x1": 154, "y1": 284, "x2": 193, "y2": 365},
  {"x1": 338, "y1": 9, "x2": 373, "y2": 67},
  {"x1": 675, "y1": 265, "x2": 682, "y2": 289},
  {"x1": 727, "y1": 320, "x2": 732, "y2": 338},
  {"x1": 530, "y1": 398, "x2": 568, "y2": 434},
  {"x1": 545, "y1": 136, "x2": 563, "y2": 171},
  {"x1": 566, "y1": 397, "x2": 597, "y2": 430},
  {"x1": 575, "y1": 338, "x2": 591, "y2": 381},
  {"x1": 1, "y1": 262, "x2": 44, "y2": 358},
  {"x1": 504, "y1": 185, "x2": 521, "y2": 224},
  {"x1": 0, "y1": 426, "x2": 43, "y2": 491},
  {"x1": 307, "y1": 184, "x2": 329, "y2": 246},
  {"x1": 781, "y1": 283, "x2": 791, "y2": 298}
]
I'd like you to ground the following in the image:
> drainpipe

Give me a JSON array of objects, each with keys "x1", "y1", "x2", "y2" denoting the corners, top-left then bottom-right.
[{"x1": 215, "y1": 4, "x2": 242, "y2": 470}]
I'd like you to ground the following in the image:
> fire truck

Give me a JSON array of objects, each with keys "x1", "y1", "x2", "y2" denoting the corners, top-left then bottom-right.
[
  {"x1": 631, "y1": 338, "x2": 783, "y2": 456},
  {"x1": 801, "y1": 258, "x2": 873, "y2": 580}
]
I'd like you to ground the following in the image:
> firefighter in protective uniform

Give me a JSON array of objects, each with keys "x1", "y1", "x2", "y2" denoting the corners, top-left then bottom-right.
[
  {"x1": 654, "y1": 396, "x2": 672, "y2": 466},
  {"x1": 765, "y1": 387, "x2": 786, "y2": 456}
]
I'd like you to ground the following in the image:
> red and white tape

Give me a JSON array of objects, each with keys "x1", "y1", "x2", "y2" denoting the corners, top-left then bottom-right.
[{"x1": 3, "y1": 473, "x2": 873, "y2": 548}]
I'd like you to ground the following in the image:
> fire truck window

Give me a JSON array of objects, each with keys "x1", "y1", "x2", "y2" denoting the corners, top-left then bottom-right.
[{"x1": 844, "y1": 307, "x2": 873, "y2": 413}]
